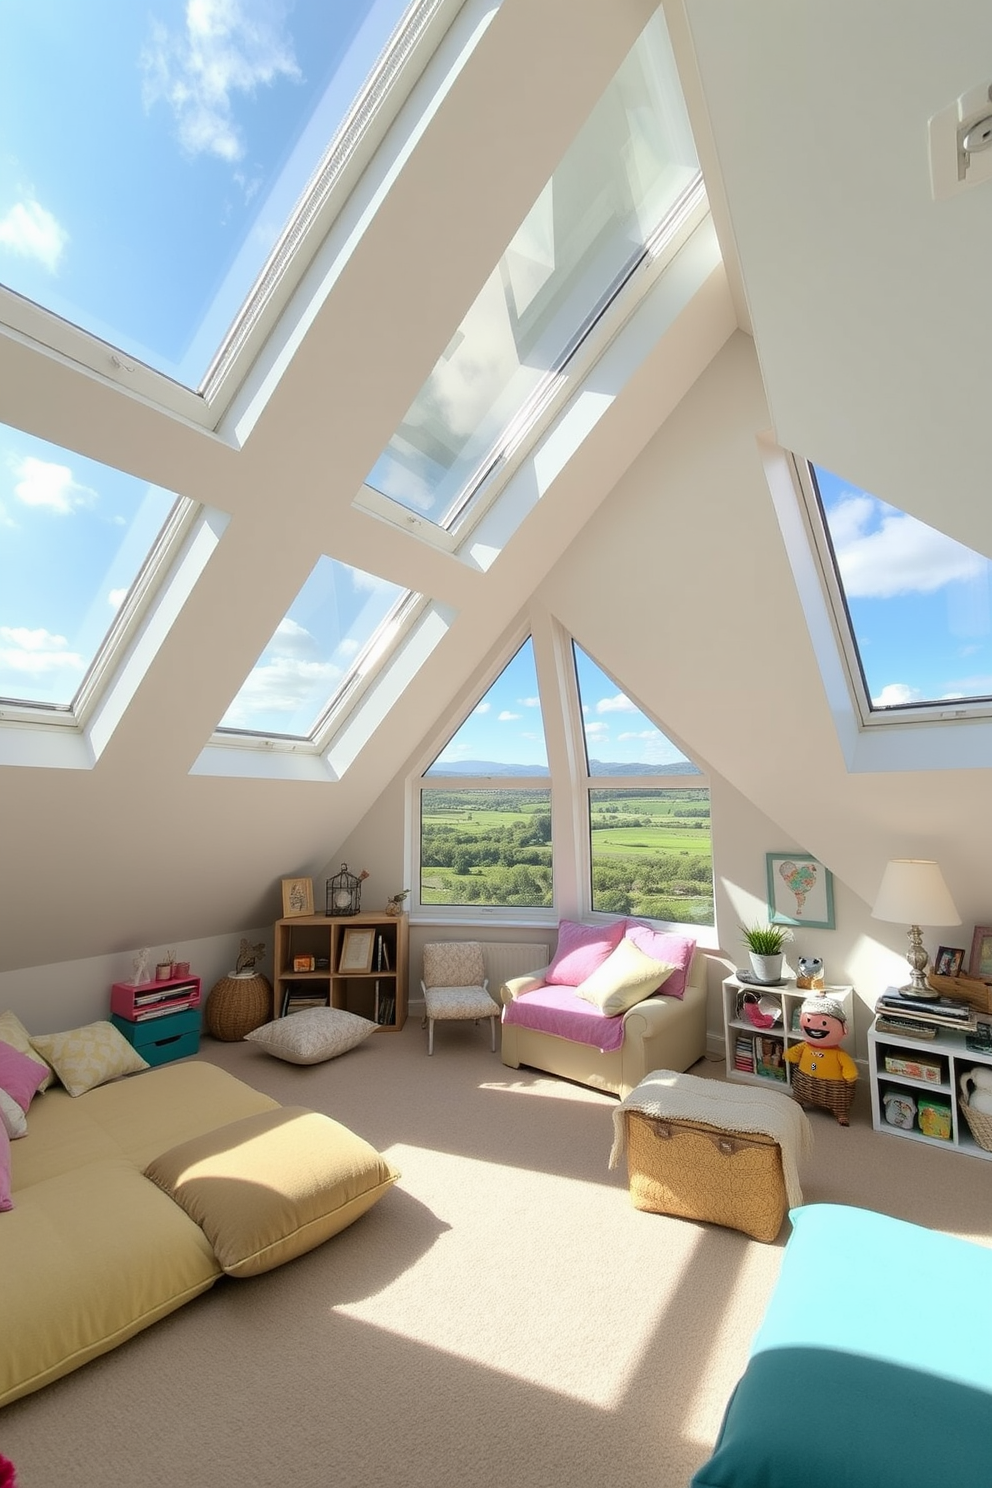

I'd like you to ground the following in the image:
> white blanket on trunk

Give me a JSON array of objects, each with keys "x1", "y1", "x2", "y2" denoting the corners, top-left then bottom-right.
[{"x1": 609, "y1": 1068, "x2": 813, "y2": 1208}]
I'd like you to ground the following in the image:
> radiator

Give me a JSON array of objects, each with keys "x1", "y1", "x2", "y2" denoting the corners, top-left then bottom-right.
[{"x1": 481, "y1": 941, "x2": 551, "y2": 989}]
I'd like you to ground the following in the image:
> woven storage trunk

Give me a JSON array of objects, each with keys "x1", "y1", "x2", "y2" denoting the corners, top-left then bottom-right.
[{"x1": 624, "y1": 1111, "x2": 788, "y2": 1243}]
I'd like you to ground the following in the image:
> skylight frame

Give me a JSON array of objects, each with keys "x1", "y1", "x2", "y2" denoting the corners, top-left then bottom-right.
[
  {"x1": 792, "y1": 454, "x2": 992, "y2": 729},
  {"x1": 355, "y1": 173, "x2": 707, "y2": 555},
  {"x1": 0, "y1": 0, "x2": 469, "y2": 433},
  {"x1": 213, "y1": 585, "x2": 430, "y2": 753}
]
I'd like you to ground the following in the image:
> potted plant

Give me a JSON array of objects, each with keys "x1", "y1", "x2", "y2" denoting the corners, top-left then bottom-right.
[{"x1": 740, "y1": 923, "x2": 793, "y2": 984}]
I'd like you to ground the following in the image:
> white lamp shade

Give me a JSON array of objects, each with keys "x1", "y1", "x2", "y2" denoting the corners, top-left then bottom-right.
[{"x1": 871, "y1": 859, "x2": 960, "y2": 927}]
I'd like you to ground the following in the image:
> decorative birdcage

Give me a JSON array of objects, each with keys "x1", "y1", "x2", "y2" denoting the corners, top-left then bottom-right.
[{"x1": 326, "y1": 863, "x2": 362, "y2": 917}]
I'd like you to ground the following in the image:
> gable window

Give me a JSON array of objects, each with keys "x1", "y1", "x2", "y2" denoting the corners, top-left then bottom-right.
[
  {"x1": 573, "y1": 644, "x2": 713, "y2": 926},
  {"x1": 419, "y1": 637, "x2": 553, "y2": 910},
  {"x1": 800, "y1": 460, "x2": 992, "y2": 724}
]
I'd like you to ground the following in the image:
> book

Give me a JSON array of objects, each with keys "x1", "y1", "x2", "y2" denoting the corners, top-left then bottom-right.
[
  {"x1": 877, "y1": 989, "x2": 972, "y2": 1019},
  {"x1": 136, "y1": 1000, "x2": 193, "y2": 1020},
  {"x1": 874, "y1": 998, "x2": 976, "y2": 1033},
  {"x1": 874, "y1": 1015, "x2": 938, "y2": 1040}
]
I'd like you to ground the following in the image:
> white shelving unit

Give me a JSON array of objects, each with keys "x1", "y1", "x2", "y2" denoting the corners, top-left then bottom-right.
[
  {"x1": 722, "y1": 975, "x2": 855, "y2": 1090},
  {"x1": 868, "y1": 1016, "x2": 992, "y2": 1160}
]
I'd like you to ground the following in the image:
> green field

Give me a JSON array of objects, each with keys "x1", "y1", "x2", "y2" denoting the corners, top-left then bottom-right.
[{"x1": 420, "y1": 787, "x2": 713, "y2": 924}]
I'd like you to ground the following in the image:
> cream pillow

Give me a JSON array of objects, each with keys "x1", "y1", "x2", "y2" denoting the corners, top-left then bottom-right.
[
  {"x1": 245, "y1": 1007, "x2": 377, "y2": 1065},
  {"x1": 574, "y1": 936, "x2": 673, "y2": 1016},
  {"x1": 145, "y1": 1106, "x2": 400, "y2": 1277},
  {"x1": 0, "y1": 1086, "x2": 27, "y2": 1139},
  {"x1": 30, "y1": 1021, "x2": 149, "y2": 1097},
  {"x1": 0, "y1": 1010, "x2": 54, "y2": 1092}
]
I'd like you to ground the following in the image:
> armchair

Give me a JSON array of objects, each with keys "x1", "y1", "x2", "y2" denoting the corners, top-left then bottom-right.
[{"x1": 499, "y1": 918, "x2": 707, "y2": 1098}]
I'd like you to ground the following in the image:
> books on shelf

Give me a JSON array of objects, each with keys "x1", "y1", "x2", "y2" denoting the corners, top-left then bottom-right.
[
  {"x1": 281, "y1": 985, "x2": 330, "y2": 1017},
  {"x1": 876, "y1": 989, "x2": 976, "y2": 1032},
  {"x1": 376, "y1": 991, "x2": 396, "y2": 1027},
  {"x1": 136, "y1": 1000, "x2": 194, "y2": 1021}
]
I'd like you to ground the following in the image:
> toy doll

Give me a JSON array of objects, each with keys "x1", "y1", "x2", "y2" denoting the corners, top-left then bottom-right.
[{"x1": 785, "y1": 994, "x2": 858, "y2": 1125}]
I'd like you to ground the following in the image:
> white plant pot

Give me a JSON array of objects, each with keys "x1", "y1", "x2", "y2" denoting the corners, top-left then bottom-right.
[{"x1": 749, "y1": 952, "x2": 783, "y2": 984}]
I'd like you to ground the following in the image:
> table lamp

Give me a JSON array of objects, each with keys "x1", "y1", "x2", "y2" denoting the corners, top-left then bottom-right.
[{"x1": 870, "y1": 858, "x2": 960, "y2": 999}]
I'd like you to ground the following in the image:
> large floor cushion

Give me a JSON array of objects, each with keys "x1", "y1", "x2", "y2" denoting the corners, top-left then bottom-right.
[
  {"x1": 691, "y1": 1203, "x2": 992, "y2": 1488},
  {"x1": 0, "y1": 1158, "x2": 220, "y2": 1407}
]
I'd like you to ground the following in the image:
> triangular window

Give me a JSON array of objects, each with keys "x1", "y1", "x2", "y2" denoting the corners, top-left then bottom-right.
[{"x1": 425, "y1": 637, "x2": 548, "y2": 776}]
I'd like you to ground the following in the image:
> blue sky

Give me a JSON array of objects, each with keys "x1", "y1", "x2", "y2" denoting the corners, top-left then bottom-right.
[
  {"x1": 431, "y1": 639, "x2": 695, "y2": 770},
  {"x1": 814, "y1": 464, "x2": 992, "y2": 706},
  {"x1": 0, "y1": 0, "x2": 407, "y2": 383}
]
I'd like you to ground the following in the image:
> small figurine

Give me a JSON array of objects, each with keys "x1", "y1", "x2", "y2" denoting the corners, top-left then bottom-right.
[
  {"x1": 132, "y1": 947, "x2": 151, "y2": 986},
  {"x1": 236, "y1": 938, "x2": 265, "y2": 974},
  {"x1": 883, "y1": 1091, "x2": 917, "y2": 1130},
  {"x1": 796, "y1": 955, "x2": 825, "y2": 990},
  {"x1": 385, "y1": 890, "x2": 410, "y2": 916},
  {"x1": 785, "y1": 994, "x2": 858, "y2": 1125}
]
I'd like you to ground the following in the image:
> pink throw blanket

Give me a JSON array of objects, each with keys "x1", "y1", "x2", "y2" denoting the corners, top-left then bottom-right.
[{"x1": 502, "y1": 984, "x2": 626, "y2": 1053}]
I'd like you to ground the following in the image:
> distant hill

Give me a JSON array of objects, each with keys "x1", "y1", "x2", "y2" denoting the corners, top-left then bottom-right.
[{"x1": 428, "y1": 759, "x2": 700, "y2": 777}]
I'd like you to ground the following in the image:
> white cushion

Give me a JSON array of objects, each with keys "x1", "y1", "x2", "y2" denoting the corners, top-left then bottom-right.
[
  {"x1": 245, "y1": 1007, "x2": 377, "y2": 1065},
  {"x1": 423, "y1": 985, "x2": 498, "y2": 1021}
]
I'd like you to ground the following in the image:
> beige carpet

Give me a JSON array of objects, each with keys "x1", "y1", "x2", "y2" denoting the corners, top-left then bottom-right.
[{"x1": 3, "y1": 1022, "x2": 991, "y2": 1488}]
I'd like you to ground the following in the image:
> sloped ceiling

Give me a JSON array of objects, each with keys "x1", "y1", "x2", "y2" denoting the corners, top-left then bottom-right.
[
  {"x1": 0, "y1": 0, "x2": 736, "y2": 969},
  {"x1": 682, "y1": 0, "x2": 992, "y2": 553}
]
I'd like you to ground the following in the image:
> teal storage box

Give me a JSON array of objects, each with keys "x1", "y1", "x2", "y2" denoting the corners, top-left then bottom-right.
[{"x1": 110, "y1": 1007, "x2": 201, "y2": 1067}]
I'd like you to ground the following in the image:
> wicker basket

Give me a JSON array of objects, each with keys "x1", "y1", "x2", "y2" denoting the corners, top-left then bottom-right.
[
  {"x1": 790, "y1": 1068, "x2": 856, "y2": 1126},
  {"x1": 959, "y1": 1097, "x2": 992, "y2": 1153},
  {"x1": 205, "y1": 972, "x2": 272, "y2": 1041}
]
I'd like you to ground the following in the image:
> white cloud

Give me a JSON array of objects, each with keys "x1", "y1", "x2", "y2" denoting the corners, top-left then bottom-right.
[
  {"x1": 498, "y1": 710, "x2": 521, "y2": 722},
  {"x1": 0, "y1": 200, "x2": 69, "y2": 273},
  {"x1": 141, "y1": 0, "x2": 301, "y2": 163},
  {"x1": 596, "y1": 692, "x2": 636, "y2": 714},
  {"x1": 618, "y1": 729, "x2": 659, "y2": 741},
  {"x1": 269, "y1": 616, "x2": 321, "y2": 661},
  {"x1": 830, "y1": 495, "x2": 987, "y2": 599},
  {"x1": 222, "y1": 654, "x2": 338, "y2": 727},
  {"x1": 9, "y1": 456, "x2": 97, "y2": 514},
  {"x1": 472, "y1": 701, "x2": 491, "y2": 715},
  {"x1": 872, "y1": 682, "x2": 923, "y2": 706},
  {"x1": 108, "y1": 588, "x2": 128, "y2": 610},
  {"x1": 518, "y1": 695, "x2": 541, "y2": 707},
  {"x1": 584, "y1": 721, "x2": 609, "y2": 737},
  {"x1": 0, "y1": 626, "x2": 85, "y2": 678}
]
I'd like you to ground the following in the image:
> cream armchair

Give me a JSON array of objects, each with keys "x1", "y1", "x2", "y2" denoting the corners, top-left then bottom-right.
[{"x1": 500, "y1": 945, "x2": 707, "y2": 1099}]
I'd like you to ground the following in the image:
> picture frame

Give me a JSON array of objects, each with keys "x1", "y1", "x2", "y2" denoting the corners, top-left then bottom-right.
[
  {"x1": 281, "y1": 877, "x2": 314, "y2": 918},
  {"x1": 766, "y1": 852, "x2": 835, "y2": 929},
  {"x1": 969, "y1": 926, "x2": 992, "y2": 982},
  {"x1": 933, "y1": 944, "x2": 965, "y2": 978},
  {"x1": 339, "y1": 926, "x2": 375, "y2": 974}
]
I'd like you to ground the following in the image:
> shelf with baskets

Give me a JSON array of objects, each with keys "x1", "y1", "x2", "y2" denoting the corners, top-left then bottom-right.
[
  {"x1": 868, "y1": 1016, "x2": 992, "y2": 1160},
  {"x1": 721, "y1": 975, "x2": 854, "y2": 1090},
  {"x1": 272, "y1": 913, "x2": 408, "y2": 1031}
]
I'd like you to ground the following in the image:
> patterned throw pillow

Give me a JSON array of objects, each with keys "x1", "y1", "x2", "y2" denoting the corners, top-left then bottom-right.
[
  {"x1": 245, "y1": 1007, "x2": 378, "y2": 1065},
  {"x1": 545, "y1": 919, "x2": 626, "y2": 987},
  {"x1": 0, "y1": 1009, "x2": 54, "y2": 1091},
  {"x1": 422, "y1": 942, "x2": 486, "y2": 989},
  {"x1": 30, "y1": 1022, "x2": 149, "y2": 1097}
]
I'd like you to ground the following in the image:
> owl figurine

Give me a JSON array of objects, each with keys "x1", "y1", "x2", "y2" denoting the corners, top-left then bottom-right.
[{"x1": 796, "y1": 955, "x2": 825, "y2": 990}]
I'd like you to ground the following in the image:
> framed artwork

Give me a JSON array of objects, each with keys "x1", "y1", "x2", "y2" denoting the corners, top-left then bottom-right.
[
  {"x1": 281, "y1": 877, "x2": 314, "y2": 918},
  {"x1": 934, "y1": 945, "x2": 965, "y2": 978},
  {"x1": 766, "y1": 852, "x2": 835, "y2": 929},
  {"x1": 339, "y1": 926, "x2": 375, "y2": 974},
  {"x1": 969, "y1": 926, "x2": 992, "y2": 982}
]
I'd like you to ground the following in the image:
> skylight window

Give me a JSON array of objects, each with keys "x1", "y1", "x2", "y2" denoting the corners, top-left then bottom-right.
[
  {"x1": 361, "y1": 9, "x2": 699, "y2": 537},
  {"x1": 217, "y1": 555, "x2": 417, "y2": 740},
  {"x1": 0, "y1": 419, "x2": 181, "y2": 711},
  {"x1": 0, "y1": 0, "x2": 438, "y2": 396},
  {"x1": 807, "y1": 462, "x2": 992, "y2": 717}
]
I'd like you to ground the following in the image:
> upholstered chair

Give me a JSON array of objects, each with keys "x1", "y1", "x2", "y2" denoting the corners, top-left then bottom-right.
[{"x1": 420, "y1": 942, "x2": 499, "y2": 1055}]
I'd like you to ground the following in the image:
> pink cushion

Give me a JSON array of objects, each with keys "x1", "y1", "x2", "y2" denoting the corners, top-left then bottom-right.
[
  {"x1": 623, "y1": 922, "x2": 697, "y2": 999},
  {"x1": 502, "y1": 985, "x2": 627, "y2": 1052},
  {"x1": 0, "y1": 1123, "x2": 11, "y2": 1212},
  {"x1": 0, "y1": 1039, "x2": 47, "y2": 1113},
  {"x1": 545, "y1": 919, "x2": 626, "y2": 987}
]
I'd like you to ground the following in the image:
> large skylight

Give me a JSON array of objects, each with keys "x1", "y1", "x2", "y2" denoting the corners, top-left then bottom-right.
[
  {"x1": 0, "y1": 419, "x2": 181, "y2": 710},
  {"x1": 361, "y1": 9, "x2": 699, "y2": 536},
  {"x1": 808, "y1": 462, "x2": 992, "y2": 715},
  {"x1": 0, "y1": 0, "x2": 431, "y2": 393},
  {"x1": 425, "y1": 637, "x2": 548, "y2": 775},
  {"x1": 218, "y1": 555, "x2": 417, "y2": 740}
]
